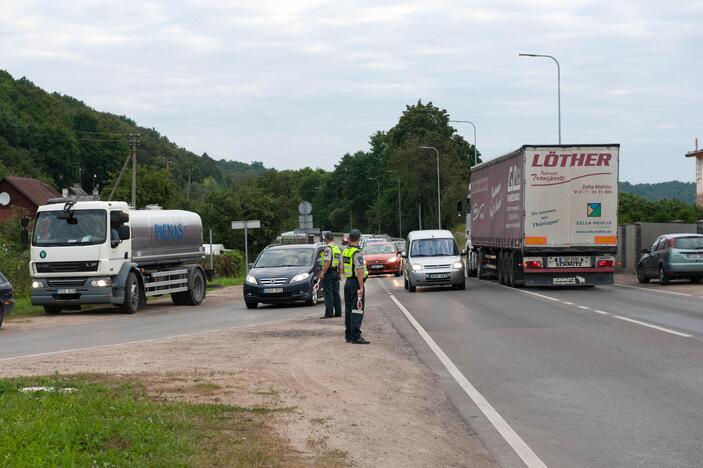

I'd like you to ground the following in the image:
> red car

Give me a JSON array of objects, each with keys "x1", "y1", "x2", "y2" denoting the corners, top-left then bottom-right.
[{"x1": 363, "y1": 242, "x2": 402, "y2": 276}]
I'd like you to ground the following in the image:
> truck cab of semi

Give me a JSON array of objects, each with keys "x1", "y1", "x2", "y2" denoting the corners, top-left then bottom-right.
[{"x1": 30, "y1": 199, "x2": 206, "y2": 314}]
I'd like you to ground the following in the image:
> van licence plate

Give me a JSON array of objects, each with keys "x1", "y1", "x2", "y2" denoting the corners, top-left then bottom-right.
[
  {"x1": 547, "y1": 256, "x2": 591, "y2": 268},
  {"x1": 263, "y1": 288, "x2": 284, "y2": 294},
  {"x1": 57, "y1": 288, "x2": 77, "y2": 294},
  {"x1": 429, "y1": 273, "x2": 450, "y2": 279}
]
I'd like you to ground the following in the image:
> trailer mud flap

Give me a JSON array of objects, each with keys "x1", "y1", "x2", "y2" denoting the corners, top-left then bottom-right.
[{"x1": 524, "y1": 272, "x2": 613, "y2": 287}]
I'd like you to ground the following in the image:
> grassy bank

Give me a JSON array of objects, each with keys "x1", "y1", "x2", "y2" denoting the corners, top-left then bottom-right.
[
  {"x1": 7, "y1": 295, "x2": 43, "y2": 318},
  {"x1": 0, "y1": 375, "x2": 301, "y2": 467},
  {"x1": 207, "y1": 276, "x2": 244, "y2": 288}
]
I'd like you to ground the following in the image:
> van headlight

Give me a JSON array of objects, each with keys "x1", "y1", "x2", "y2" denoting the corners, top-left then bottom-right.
[
  {"x1": 290, "y1": 272, "x2": 310, "y2": 283},
  {"x1": 245, "y1": 275, "x2": 258, "y2": 285},
  {"x1": 90, "y1": 278, "x2": 112, "y2": 287},
  {"x1": 32, "y1": 280, "x2": 44, "y2": 289},
  {"x1": 412, "y1": 264, "x2": 422, "y2": 272},
  {"x1": 452, "y1": 262, "x2": 463, "y2": 270}
]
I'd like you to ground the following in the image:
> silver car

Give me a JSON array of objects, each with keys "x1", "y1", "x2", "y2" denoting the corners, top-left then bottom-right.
[{"x1": 402, "y1": 230, "x2": 465, "y2": 292}]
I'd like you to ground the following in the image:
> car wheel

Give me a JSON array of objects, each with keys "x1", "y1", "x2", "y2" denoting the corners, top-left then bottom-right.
[
  {"x1": 659, "y1": 266, "x2": 669, "y2": 285},
  {"x1": 637, "y1": 265, "x2": 649, "y2": 284},
  {"x1": 691, "y1": 277, "x2": 702, "y2": 283},
  {"x1": 408, "y1": 278, "x2": 416, "y2": 292},
  {"x1": 44, "y1": 305, "x2": 62, "y2": 314},
  {"x1": 404, "y1": 276, "x2": 408, "y2": 289},
  {"x1": 395, "y1": 270, "x2": 402, "y2": 277},
  {"x1": 245, "y1": 301, "x2": 258, "y2": 309},
  {"x1": 121, "y1": 271, "x2": 140, "y2": 314},
  {"x1": 0, "y1": 305, "x2": 4, "y2": 328}
]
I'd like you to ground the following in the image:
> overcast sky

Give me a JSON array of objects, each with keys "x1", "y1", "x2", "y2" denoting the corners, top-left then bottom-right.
[{"x1": 1, "y1": 0, "x2": 702, "y2": 183}]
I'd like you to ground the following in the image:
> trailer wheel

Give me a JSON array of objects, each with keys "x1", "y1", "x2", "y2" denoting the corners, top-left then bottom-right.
[
  {"x1": 43, "y1": 306, "x2": 62, "y2": 314},
  {"x1": 183, "y1": 268, "x2": 206, "y2": 306},
  {"x1": 498, "y1": 252, "x2": 506, "y2": 285},
  {"x1": 121, "y1": 271, "x2": 140, "y2": 314},
  {"x1": 506, "y1": 253, "x2": 515, "y2": 287}
]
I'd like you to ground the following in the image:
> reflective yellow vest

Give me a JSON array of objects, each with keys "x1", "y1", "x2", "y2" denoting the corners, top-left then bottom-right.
[
  {"x1": 319, "y1": 243, "x2": 342, "y2": 268},
  {"x1": 342, "y1": 246, "x2": 368, "y2": 279}
]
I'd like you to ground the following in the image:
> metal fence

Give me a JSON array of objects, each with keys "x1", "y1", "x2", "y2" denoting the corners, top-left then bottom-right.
[{"x1": 617, "y1": 222, "x2": 703, "y2": 272}]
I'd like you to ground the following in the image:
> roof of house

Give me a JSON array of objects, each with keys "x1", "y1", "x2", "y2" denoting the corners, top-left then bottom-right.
[{"x1": 1, "y1": 176, "x2": 60, "y2": 207}]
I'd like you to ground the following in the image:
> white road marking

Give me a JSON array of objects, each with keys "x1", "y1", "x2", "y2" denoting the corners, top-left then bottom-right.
[
  {"x1": 515, "y1": 289, "x2": 560, "y2": 302},
  {"x1": 594, "y1": 310, "x2": 610, "y2": 315},
  {"x1": 613, "y1": 283, "x2": 692, "y2": 297},
  {"x1": 562, "y1": 301, "x2": 574, "y2": 305},
  {"x1": 577, "y1": 305, "x2": 590, "y2": 310},
  {"x1": 613, "y1": 316, "x2": 692, "y2": 338},
  {"x1": 386, "y1": 288, "x2": 547, "y2": 468}
]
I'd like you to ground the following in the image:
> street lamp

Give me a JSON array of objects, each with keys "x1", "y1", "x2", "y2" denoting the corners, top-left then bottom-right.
[
  {"x1": 519, "y1": 53, "x2": 561, "y2": 144},
  {"x1": 418, "y1": 146, "x2": 441, "y2": 229},
  {"x1": 387, "y1": 170, "x2": 401, "y2": 238},
  {"x1": 368, "y1": 177, "x2": 381, "y2": 233},
  {"x1": 450, "y1": 120, "x2": 478, "y2": 168}
]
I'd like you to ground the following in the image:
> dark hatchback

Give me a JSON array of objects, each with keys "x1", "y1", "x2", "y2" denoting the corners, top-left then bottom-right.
[
  {"x1": 638, "y1": 234, "x2": 703, "y2": 284},
  {"x1": 0, "y1": 272, "x2": 15, "y2": 328},
  {"x1": 243, "y1": 244, "x2": 325, "y2": 309}
]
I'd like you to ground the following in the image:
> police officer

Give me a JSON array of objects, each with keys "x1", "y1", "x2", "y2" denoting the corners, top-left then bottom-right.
[
  {"x1": 342, "y1": 229, "x2": 369, "y2": 344},
  {"x1": 319, "y1": 231, "x2": 342, "y2": 318}
]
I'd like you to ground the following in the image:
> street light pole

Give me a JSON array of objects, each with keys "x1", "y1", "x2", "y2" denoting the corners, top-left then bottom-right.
[
  {"x1": 387, "y1": 170, "x2": 401, "y2": 238},
  {"x1": 450, "y1": 120, "x2": 478, "y2": 168},
  {"x1": 519, "y1": 53, "x2": 561, "y2": 144},
  {"x1": 368, "y1": 177, "x2": 381, "y2": 233},
  {"x1": 419, "y1": 146, "x2": 441, "y2": 229}
]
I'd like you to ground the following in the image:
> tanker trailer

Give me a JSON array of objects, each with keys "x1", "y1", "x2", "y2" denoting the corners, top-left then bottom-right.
[{"x1": 29, "y1": 200, "x2": 206, "y2": 314}]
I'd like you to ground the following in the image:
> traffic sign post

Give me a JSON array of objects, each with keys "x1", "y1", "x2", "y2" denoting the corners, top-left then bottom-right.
[
  {"x1": 298, "y1": 201, "x2": 313, "y2": 233},
  {"x1": 231, "y1": 220, "x2": 261, "y2": 273}
]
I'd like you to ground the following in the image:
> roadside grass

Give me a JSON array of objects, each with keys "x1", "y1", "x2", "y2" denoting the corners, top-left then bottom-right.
[
  {"x1": 6, "y1": 295, "x2": 43, "y2": 319},
  {"x1": 0, "y1": 374, "x2": 307, "y2": 467},
  {"x1": 207, "y1": 276, "x2": 244, "y2": 288}
]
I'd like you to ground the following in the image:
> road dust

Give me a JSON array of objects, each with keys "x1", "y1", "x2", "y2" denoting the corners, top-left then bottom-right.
[{"x1": 0, "y1": 286, "x2": 495, "y2": 468}]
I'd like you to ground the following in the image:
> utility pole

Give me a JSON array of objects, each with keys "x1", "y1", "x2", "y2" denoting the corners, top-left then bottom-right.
[{"x1": 129, "y1": 133, "x2": 140, "y2": 208}]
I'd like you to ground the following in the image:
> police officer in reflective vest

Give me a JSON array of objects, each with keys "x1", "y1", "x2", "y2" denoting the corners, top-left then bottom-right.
[
  {"x1": 342, "y1": 229, "x2": 369, "y2": 344},
  {"x1": 319, "y1": 231, "x2": 342, "y2": 318}
]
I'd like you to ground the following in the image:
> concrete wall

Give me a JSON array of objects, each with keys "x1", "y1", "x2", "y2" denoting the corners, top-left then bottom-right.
[{"x1": 618, "y1": 222, "x2": 700, "y2": 272}]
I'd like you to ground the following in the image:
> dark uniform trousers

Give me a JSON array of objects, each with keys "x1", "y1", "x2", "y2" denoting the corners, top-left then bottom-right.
[
  {"x1": 323, "y1": 270, "x2": 342, "y2": 317},
  {"x1": 344, "y1": 277, "x2": 365, "y2": 341}
]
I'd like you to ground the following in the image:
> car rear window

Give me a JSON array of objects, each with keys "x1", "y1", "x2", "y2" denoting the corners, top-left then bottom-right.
[{"x1": 674, "y1": 237, "x2": 703, "y2": 250}]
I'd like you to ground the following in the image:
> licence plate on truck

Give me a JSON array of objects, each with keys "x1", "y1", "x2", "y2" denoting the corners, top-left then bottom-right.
[
  {"x1": 429, "y1": 273, "x2": 450, "y2": 279},
  {"x1": 263, "y1": 288, "x2": 283, "y2": 294},
  {"x1": 57, "y1": 288, "x2": 77, "y2": 294},
  {"x1": 547, "y1": 256, "x2": 591, "y2": 268}
]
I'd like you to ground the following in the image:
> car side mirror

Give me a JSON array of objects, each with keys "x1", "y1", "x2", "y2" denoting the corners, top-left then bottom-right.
[
  {"x1": 248, "y1": 262, "x2": 254, "y2": 269},
  {"x1": 641, "y1": 248, "x2": 649, "y2": 254}
]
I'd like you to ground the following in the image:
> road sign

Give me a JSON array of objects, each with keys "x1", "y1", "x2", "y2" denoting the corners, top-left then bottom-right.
[
  {"x1": 298, "y1": 201, "x2": 312, "y2": 215},
  {"x1": 231, "y1": 220, "x2": 261, "y2": 272}
]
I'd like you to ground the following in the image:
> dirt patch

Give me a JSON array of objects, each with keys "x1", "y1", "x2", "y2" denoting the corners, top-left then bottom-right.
[
  {"x1": 0, "y1": 295, "x2": 495, "y2": 467},
  {"x1": 5, "y1": 285, "x2": 243, "y2": 332}
]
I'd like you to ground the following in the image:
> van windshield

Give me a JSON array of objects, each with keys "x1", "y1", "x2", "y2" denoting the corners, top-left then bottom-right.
[
  {"x1": 255, "y1": 248, "x2": 314, "y2": 267},
  {"x1": 32, "y1": 209, "x2": 107, "y2": 247},
  {"x1": 410, "y1": 238, "x2": 458, "y2": 257}
]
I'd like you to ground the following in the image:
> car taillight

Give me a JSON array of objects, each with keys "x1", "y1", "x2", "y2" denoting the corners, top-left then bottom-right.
[
  {"x1": 666, "y1": 238, "x2": 675, "y2": 248},
  {"x1": 524, "y1": 260, "x2": 542, "y2": 269},
  {"x1": 597, "y1": 259, "x2": 615, "y2": 268}
]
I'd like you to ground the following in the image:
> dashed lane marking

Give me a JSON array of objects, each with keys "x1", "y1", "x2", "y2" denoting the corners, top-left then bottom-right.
[
  {"x1": 613, "y1": 283, "x2": 693, "y2": 297},
  {"x1": 384, "y1": 285, "x2": 548, "y2": 468},
  {"x1": 613, "y1": 315, "x2": 693, "y2": 338},
  {"x1": 562, "y1": 301, "x2": 574, "y2": 305},
  {"x1": 594, "y1": 310, "x2": 610, "y2": 315},
  {"x1": 577, "y1": 305, "x2": 590, "y2": 310}
]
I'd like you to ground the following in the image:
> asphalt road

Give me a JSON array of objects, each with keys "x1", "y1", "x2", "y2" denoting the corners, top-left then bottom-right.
[
  {"x1": 0, "y1": 299, "x2": 319, "y2": 361},
  {"x1": 372, "y1": 275, "x2": 703, "y2": 467}
]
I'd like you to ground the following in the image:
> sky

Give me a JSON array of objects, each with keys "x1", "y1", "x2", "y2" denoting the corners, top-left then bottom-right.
[{"x1": 1, "y1": 0, "x2": 702, "y2": 183}]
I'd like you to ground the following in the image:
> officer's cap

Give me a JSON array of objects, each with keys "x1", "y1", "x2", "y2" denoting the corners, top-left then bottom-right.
[
  {"x1": 349, "y1": 229, "x2": 362, "y2": 240},
  {"x1": 324, "y1": 231, "x2": 334, "y2": 240}
]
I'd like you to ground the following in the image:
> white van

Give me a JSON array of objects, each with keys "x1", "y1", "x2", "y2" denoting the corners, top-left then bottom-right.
[{"x1": 402, "y1": 230, "x2": 465, "y2": 292}]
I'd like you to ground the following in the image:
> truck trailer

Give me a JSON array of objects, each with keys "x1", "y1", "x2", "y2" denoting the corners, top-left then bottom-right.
[
  {"x1": 30, "y1": 199, "x2": 206, "y2": 314},
  {"x1": 465, "y1": 144, "x2": 619, "y2": 287}
]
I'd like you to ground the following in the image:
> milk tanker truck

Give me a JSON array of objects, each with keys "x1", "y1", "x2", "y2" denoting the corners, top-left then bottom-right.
[{"x1": 29, "y1": 199, "x2": 206, "y2": 314}]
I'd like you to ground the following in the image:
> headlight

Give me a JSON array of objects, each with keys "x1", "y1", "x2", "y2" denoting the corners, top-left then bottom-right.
[
  {"x1": 290, "y1": 272, "x2": 311, "y2": 283},
  {"x1": 90, "y1": 278, "x2": 112, "y2": 287},
  {"x1": 32, "y1": 280, "x2": 44, "y2": 289},
  {"x1": 411, "y1": 264, "x2": 422, "y2": 271},
  {"x1": 245, "y1": 275, "x2": 258, "y2": 285},
  {"x1": 386, "y1": 257, "x2": 399, "y2": 264},
  {"x1": 452, "y1": 262, "x2": 463, "y2": 270}
]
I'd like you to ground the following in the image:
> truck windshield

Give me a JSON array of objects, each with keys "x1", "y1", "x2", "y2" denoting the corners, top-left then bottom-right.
[
  {"x1": 255, "y1": 248, "x2": 314, "y2": 267},
  {"x1": 410, "y1": 238, "x2": 458, "y2": 257},
  {"x1": 32, "y1": 209, "x2": 107, "y2": 247}
]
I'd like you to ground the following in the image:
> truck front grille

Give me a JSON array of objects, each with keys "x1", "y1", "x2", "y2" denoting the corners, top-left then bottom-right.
[
  {"x1": 47, "y1": 279, "x2": 87, "y2": 288},
  {"x1": 36, "y1": 262, "x2": 99, "y2": 273}
]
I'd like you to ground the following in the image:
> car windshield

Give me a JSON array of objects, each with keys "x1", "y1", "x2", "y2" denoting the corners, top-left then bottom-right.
[
  {"x1": 255, "y1": 248, "x2": 314, "y2": 267},
  {"x1": 364, "y1": 243, "x2": 396, "y2": 254},
  {"x1": 675, "y1": 237, "x2": 703, "y2": 250},
  {"x1": 410, "y1": 238, "x2": 458, "y2": 257},
  {"x1": 32, "y1": 209, "x2": 107, "y2": 247}
]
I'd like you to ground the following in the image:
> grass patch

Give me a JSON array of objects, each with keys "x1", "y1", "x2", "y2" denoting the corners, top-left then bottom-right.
[
  {"x1": 207, "y1": 276, "x2": 244, "y2": 289},
  {"x1": 0, "y1": 375, "x2": 306, "y2": 467},
  {"x1": 6, "y1": 295, "x2": 44, "y2": 319}
]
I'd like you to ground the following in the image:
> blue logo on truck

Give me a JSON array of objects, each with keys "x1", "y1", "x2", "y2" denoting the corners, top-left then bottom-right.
[{"x1": 154, "y1": 224, "x2": 185, "y2": 241}]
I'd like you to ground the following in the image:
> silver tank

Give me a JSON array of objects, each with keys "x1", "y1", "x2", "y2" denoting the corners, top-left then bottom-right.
[{"x1": 129, "y1": 209, "x2": 204, "y2": 266}]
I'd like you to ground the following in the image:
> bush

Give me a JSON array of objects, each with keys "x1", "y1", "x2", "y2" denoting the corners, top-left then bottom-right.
[
  {"x1": 0, "y1": 244, "x2": 30, "y2": 296},
  {"x1": 201, "y1": 250, "x2": 244, "y2": 278}
]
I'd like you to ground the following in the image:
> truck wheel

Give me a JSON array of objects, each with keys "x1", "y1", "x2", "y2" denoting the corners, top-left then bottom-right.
[
  {"x1": 183, "y1": 268, "x2": 206, "y2": 306},
  {"x1": 245, "y1": 301, "x2": 258, "y2": 309},
  {"x1": 121, "y1": 272, "x2": 140, "y2": 314},
  {"x1": 43, "y1": 305, "x2": 62, "y2": 315},
  {"x1": 658, "y1": 266, "x2": 669, "y2": 285},
  {"x1": 171, "y1": 293, "x2": 185, "y2": 305},
  {"x1": 637, "y1": 265, "x2": 649, "y2": 284}
]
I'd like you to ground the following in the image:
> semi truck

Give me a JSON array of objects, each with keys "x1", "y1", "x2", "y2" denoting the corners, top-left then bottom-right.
[
  {"x1": 29, "y1": 199, "x2": 206, "y2": 314},
  {"x1": 464, "y1": 144, "x2": 619, "y2": 287}
]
